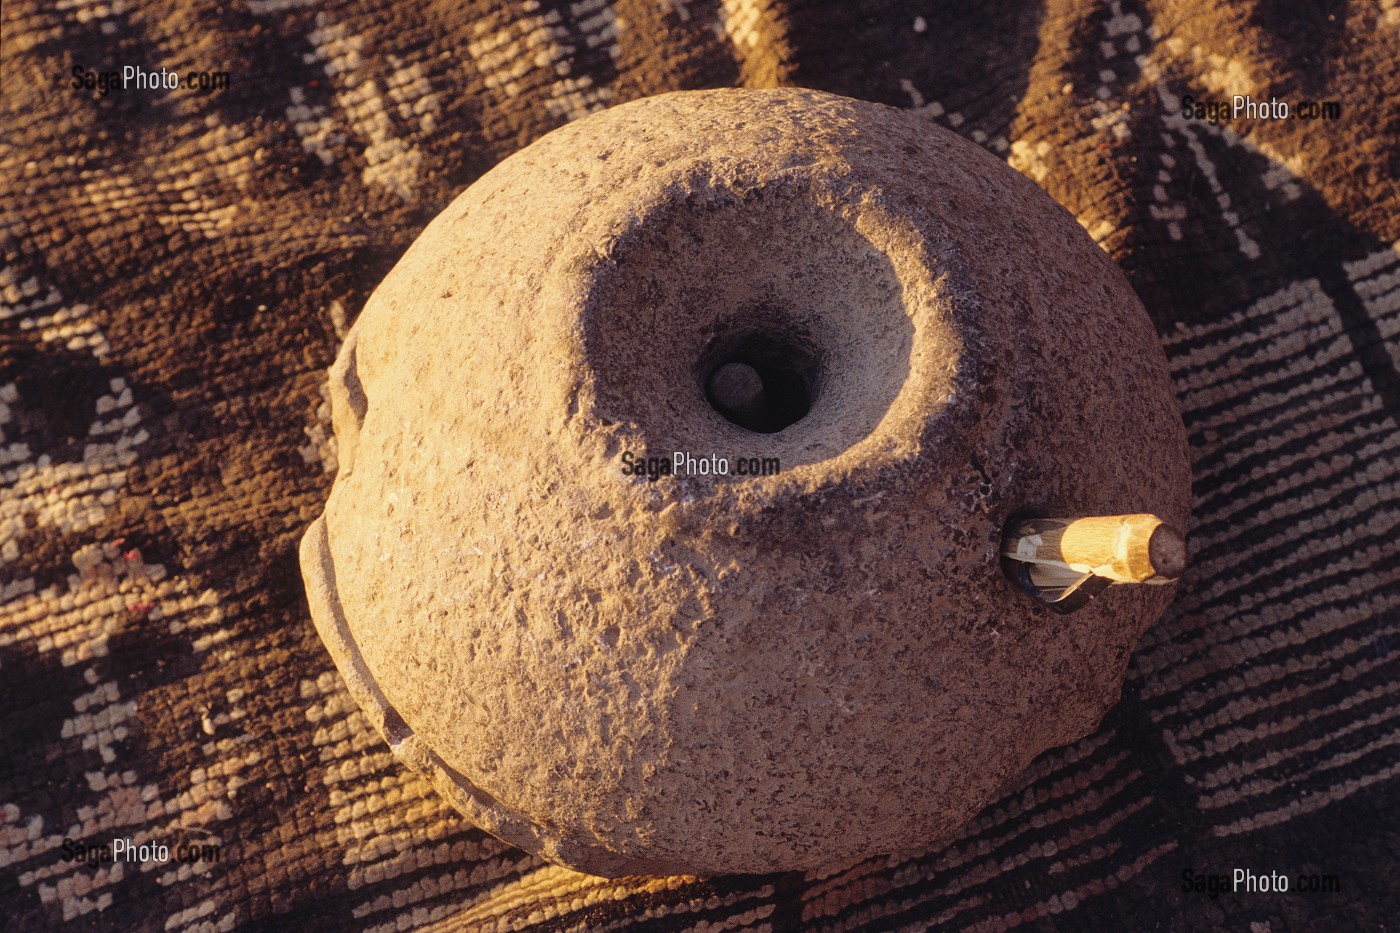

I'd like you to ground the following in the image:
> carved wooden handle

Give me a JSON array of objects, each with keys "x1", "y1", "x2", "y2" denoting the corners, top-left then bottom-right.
[{"x1": 1001, "y1": 514, "x2": 1186, "y2": 610}]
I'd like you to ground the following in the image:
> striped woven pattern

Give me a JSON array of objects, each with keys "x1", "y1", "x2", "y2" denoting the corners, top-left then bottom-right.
[{"x1": 2, "y1": 0, "x2": 1397, "y2": 929}]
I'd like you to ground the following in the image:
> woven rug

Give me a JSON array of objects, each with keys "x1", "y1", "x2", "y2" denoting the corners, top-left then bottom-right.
[{"x1": 3, "y1": 0, "x2": 1398, "y2": 930}]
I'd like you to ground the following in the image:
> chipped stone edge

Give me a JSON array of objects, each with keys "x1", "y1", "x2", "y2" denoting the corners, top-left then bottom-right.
[{"x1": 299, "y1": 516, "x2": 693, "y2": 878}]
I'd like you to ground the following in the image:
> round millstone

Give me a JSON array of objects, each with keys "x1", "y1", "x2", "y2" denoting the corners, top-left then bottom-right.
[{"x1": 300, "y1": 87, "x2": 1191, "y2": 877}]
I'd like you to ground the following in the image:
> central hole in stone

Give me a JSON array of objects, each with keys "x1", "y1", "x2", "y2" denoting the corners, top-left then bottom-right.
[{"x1": 701, "y1": 332, "x2": 818, "y2": 433}]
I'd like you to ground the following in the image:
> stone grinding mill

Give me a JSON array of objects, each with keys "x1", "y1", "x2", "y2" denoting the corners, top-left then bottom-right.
[{"x1": 301, "y1": 88, "x2": 1190, "y2": 877}]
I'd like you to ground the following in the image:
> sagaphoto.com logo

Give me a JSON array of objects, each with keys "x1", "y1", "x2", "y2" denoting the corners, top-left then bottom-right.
[{"x1": 69, "y1": 64, "x2": 230, "y2": 97}]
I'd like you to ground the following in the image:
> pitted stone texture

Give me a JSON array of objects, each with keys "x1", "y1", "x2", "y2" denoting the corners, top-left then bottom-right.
[{"x1": 300, "y1": 88, "x2": 1191, "y2": 877}]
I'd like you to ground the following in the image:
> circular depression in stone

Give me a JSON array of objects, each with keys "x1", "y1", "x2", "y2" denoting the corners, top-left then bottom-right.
[{"x1": 581, "y1": 182, "x2": 917, "y2": 467}]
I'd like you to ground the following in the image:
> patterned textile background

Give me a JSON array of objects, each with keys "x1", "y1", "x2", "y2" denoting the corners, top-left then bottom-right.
[{"x1": 2, "y1": 0, "x2": 1398, "y2": 930}]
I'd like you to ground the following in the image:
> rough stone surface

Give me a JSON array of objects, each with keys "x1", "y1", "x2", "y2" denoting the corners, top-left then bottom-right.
[{"x1": 299, "y1": 88, "x2": 1191, "y2": 877}]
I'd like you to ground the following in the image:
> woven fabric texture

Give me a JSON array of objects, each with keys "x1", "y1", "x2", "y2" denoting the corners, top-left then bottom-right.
[{"x1": 2, "y1": 0, "x2": 1398, "y2": 930}]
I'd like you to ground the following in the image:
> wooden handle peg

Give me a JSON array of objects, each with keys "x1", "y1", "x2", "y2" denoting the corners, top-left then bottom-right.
[{"x1": 1001, "y1": 514, "x2": 1186, "y2": 586}]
